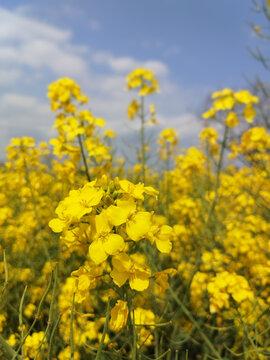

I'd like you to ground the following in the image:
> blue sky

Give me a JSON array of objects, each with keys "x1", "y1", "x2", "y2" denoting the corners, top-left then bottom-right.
[{"x1": 0, "y1": 0, "x2": 267, "y2": 159}]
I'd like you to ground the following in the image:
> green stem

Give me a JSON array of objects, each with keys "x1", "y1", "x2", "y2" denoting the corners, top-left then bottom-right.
[
  {"x1": 169, "y1": 287, "x2": 223, "y2": 360},
  {"x1": 140, "y1": 95, "x2": 146, "y2": 184},
  {"x1": 78, "y1": 133, "x2": 91, "y2": 182},
  {"x1": 34, "y1": 264, "x2": 58, "y2": 360},
  {"x1": 11, "y1": 272, "x2": 53, "y2": 360},
  {"x1": 207, "y1": 125, "x2": 229, "y2": 223},
  {"x1": 0, "y1": 250, "x2": 8, "y2": 303},
  {"x1": 48, "y1": 315, "x2": 61, "y2": 360},
  {"x1": 142, "y1": 349, "x2": 171, "y2": 360},
  {"x1": 70, "y1": 293, "x2": 76, "y2": 360},
  {"x1": 19, "y1": 286, "x2": 27, "y2": 359},
  {"x1": 33, "y1": 269, "x2": 59, "y2": 360},
  {"x1": 165, "y1": 143, "x2": 171, "y2": 223},
  {"x1": 0, "y1": 334, "x2": 22, "y2": 360},
  {"x1": 95, "y1": 299, "x2": 110, "y2": 360},
  {"x1": 132, "y1": 310, "x2": 137, "y2": 360}
]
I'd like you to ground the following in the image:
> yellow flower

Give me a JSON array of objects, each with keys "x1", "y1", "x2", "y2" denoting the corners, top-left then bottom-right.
[
  {"x1": 110, "y1": 253, "x2": 151, "y2": 291},
  {"x1": 240, "y1": 127, "x2": 270, "y2": 153},
  {"x1": 213, "y1": 95, "x2": 235, "y2": 111},
  {"x1": 118, "y1": 179, "x2": 158, "y2": 199},
  {"x1": 24, "y1": 303, "x2": 36, "y2": 318},
  {"x1": 49, "y1": 183, "x2": 104, "y2": 232},
  {"x1": 200, "y1": 127, "x2": 218, "y2": 145},
  {"x1": 7, "y1": 334, "x2": 17, "y2": 347},
  {"x1": 88, "y1": 211, "x2": 125, "y2": 264},
  {"x1": 126, "y1": 68, "x2": 160, "y2": 95},
  {"x1": 154, "y1": 268, "x2": 177, "y2": 293},
  {"x1": 126, "y1": 211, "x2": 153, "y2": 242},
  {"x1": 58, "y1": 346, "x2": 81, "y2": 360},
  {"x1": 24, "y1": 331, "x2": 46, "y2": 359},
  {"x1": 207, "y1": 271, "x2": 254, "y2": 314},
  {"x1": 134, "y1": 307, "x2": 155, "y2": 346},
  {"x1": 243, "y1": 104, "x2": 256, "y2": 123},
  {"x1": 147, "y1": 104, "x2": 159, "y2": 125},
  {"x1": 234, "y1": 90, "x2": 259, "y2": 105},
  {"x1": 225, "y1": 112, "x2": 240, "y2": 128},
  {"x1": 158, "y1": 128, "x2": 178, "y2": 145},
  {"x1": 48, "y1": 77, "x2": 88, "y2": 112},
  {"x1": 202, "y1": 108, "x2": 216, "y2": 119},
  {"x1": 109, "y1": 300, "x2": 129, "y2": 331},
  {"x1": 127, "y1": 99, "x2": 141, "y2": 120},
  {"x1": 71, "y1": 262, "x2": 103, "y2": 302},
  {"x1": 147, "y1": 225, "x2": 174, "y2": 253},
  {"x1": 212, "y1": 88, "x2": 234, "y2": 98},
  {"x1": 149, "y1": 104, "x2": 156, "y2": 115},
  {"x1": 103, "y1": 129, "x2": 116, "y2": 138}
]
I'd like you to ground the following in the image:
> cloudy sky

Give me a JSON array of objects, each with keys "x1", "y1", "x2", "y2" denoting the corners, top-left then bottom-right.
[{"x1": 0, "y1": 0, "x2": 267, "y2": 159}]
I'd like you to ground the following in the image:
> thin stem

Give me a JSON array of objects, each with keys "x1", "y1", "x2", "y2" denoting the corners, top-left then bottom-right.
[
  {"x1": 0, "y1": 250, "x2": 8, "y2": 302},
  {"x1": 140, "y1": 95, "x2": 146, "y2": 184},
  {"x1": 48, "y1": 315, "x2": 61, "y2": 360},
  {"x1": 142, "y1": 349, "x2": 171, "y2": 360},
  {"x1": 0, "y1": 334, "x2": 22, "y2": 360},
  {"x1": 95, "y1": 299, "x2": 110, "y2": 360},
  {"x1": 207, "y1": 125, "x2": 229, "y2": 223},
  {"x1": 70, "y1": 293, "x2": 76, "y2": 360},
  {"x1": 132, "y1": 310, "x2": 137, "y2": 360},
  {"x1": 43, "y1": 263, "x2": 59, "y2": 360},
  {"x1": 12, "y1": 272, "x2": 53, "y2": 360},
  {"x1": 165, "y1": 143, "x2": 171, "y2": 223},
  {"x1": 169, "y1": 287, "x2": 223, "y2": 360},
  {"x1": 19, "y1": 286, "x2": 28, "y2": 359},
  {"x1": 78, "y1": 133, "x2": 91, "y2": 182},
  {"x1": 33, "y1": 268, "x2": 59, "y2": 360}
]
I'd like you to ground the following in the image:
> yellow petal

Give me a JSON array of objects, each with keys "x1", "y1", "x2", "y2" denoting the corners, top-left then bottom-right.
[
  {"x1": 110, "y1": 269, "x2": 129, "y2": 287},
  {"x1": 103, "y1": 234, "x2": 125, "y2": 255},
  {"x1": 89, "y1": 240, "x2": 107, "y2": 264},
  {"x1": 112, "y1": 253, "x2": 132, "y2": 272},
  {"x1": 129, "y1": 267, "x2": 150, "y2": 291},
  {"x1": 95, "y1": 212, "x2": 112, "y2": 234},
  {"x1": 105, "y1": 205, "x2": 130, "y2": 226},
  {"x1": 155, "y1": 238, "x2": 172, "y2": 253},
  {"x1": 49, "y1": 218, "x2": 65, "y2": 232},
  {"x1": 144, "y1": 186, "x2": 159, "y2": 199},
  {"x1": 126, "y1": 212, "x2": 152, "y2": 241},
  {"x1": 78, "y1": 275, "x2": 91, "y2": 291},
  {"x1": 109, "y1": 300, "x2": 128, "y2": 331}
]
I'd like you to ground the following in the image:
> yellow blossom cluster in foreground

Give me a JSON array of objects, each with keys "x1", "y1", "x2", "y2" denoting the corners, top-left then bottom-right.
[{"x1": 0, "y1": 71, "x2": 270, "y2": 360}]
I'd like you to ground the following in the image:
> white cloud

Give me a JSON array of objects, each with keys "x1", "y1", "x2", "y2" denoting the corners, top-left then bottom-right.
[
  {"x1": 159, "y1": 113, "x2": 202, "y2": 139},
  {"x1": 1, "y1": 93, "x2": 46, "y2": 110},
  {"x1": 0, "y1": 69, "x2": 21, "y2": 86},
  {"x1": 0, "y1": 5, "x2": 204, "y2": 160},
  {"x1": 0, "y1": 93, "x2": 51, "y2": 126},
  {"x1": 0, "y1": 7, "x2": 88, "y2": 77},
  {"x1": 0, "y1": 8, "x2": 71, "y2": 43},
  {"x1": 0, "y1": 93, "x2": 54, "y2": 160},
  {"x1": 93, "y1": 75, "x2": 126, "y2": 95},
  {"x1": 20, "y1": 39, "x2": 87, "y2": 76},
  {"x1": 92, "y1": 52, "x2": 169, "y2": 76}
]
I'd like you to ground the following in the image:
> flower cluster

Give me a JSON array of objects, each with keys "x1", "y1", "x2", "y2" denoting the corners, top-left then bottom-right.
[
  {"x1": 126, "y1": 68, "x2": 160, "y2": 95},
  {"x1": 49, "y1": 176, "x2": 175, "y2": 332},
  {"x1": 203, "y1": 88, "x2": 259, "y2": 126},
  {"x1": 1, "y1": 73, "x2": 270, "y2": 360}
]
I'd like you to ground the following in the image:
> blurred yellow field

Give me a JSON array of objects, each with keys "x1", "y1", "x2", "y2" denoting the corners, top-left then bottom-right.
[{"x1": 0, "y1": 68, "x2": 270, "y2": 360}]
